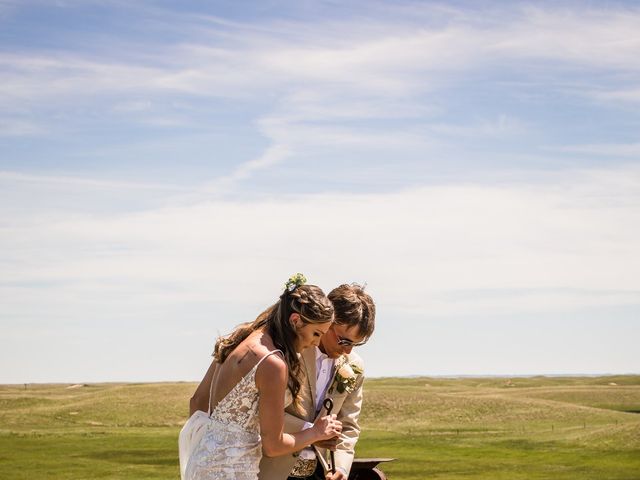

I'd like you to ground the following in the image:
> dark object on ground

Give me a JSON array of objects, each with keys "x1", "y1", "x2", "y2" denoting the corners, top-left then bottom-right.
[{"x1": 348, "y1": 458, "x2": 395, "y2": 480}]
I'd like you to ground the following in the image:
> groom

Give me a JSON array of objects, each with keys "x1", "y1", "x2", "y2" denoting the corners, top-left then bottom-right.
[{"x1": 259, "y1": 283, "x2": 376, "y2": 480}]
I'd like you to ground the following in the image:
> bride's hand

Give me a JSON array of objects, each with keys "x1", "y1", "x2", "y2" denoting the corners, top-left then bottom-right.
[
  {"x1": 313, "y1": 437, "x2": 339, "y2": 450},
  {"x1": 312, "y1": 414, "x2": 342, "y2": 440}
]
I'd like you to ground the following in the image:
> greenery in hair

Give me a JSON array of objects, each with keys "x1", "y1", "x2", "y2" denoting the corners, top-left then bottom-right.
[{"x1": 284, "y1": 273, "x2": 307, "y2": 291}]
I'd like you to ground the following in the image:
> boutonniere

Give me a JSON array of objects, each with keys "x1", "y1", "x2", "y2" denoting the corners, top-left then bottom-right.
[{"x1": 329, "y1": 357, "x2": 363, "y2": 394}]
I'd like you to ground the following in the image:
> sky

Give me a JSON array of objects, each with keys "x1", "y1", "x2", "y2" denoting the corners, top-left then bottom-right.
[{"x1": 1, "y1": 0, "x2": 639, "y2": 383}]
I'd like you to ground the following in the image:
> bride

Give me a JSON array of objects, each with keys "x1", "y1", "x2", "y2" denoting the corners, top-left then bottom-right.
[{"x1": 179, "y1": 275, "x2": 342, "y2": 480}]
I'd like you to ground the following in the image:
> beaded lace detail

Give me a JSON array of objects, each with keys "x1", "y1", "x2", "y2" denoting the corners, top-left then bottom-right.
[
  {"x1": 185, "y1": 350, "x2": 283, "y2": 480},
  {"x1": 209, "y1": 361, "x2": 263, "y2": 432}
]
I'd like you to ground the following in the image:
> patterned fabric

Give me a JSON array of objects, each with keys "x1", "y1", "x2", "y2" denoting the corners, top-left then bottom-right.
[
  {"x1": 209, "y1": 367, "x2": 262, "y2": 431},
  {"x1": 289, "y1": 456, "x2": 317, "y2": 478},
  {"x1": 185, "y1": 350, "x2": 282, "y2": 480}
]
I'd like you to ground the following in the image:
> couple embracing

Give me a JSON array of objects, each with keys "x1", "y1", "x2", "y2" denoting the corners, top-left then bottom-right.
[{"x1": 179, "y1": 274, "x2": 376, "y2": 480}]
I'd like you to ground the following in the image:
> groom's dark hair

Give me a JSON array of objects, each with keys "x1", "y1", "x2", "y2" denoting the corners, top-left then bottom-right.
[{"x1": 328, "y1": 284, "x2": 375, "y2": 339}]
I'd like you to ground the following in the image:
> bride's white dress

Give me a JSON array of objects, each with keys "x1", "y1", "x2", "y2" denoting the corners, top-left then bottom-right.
[{"x1": 180, "y1": 349, "x2": 283, "y2": 480}]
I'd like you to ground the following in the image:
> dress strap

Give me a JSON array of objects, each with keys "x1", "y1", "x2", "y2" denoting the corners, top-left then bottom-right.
[
  {"x1": 207, "y1": 350, "x2": 283, "y2": 415},
  {"x1": 255, "y1": 349, "x2": 284, "y2": 369},
  {"x1": 207, "y1": 361, "x2": 219, "y2": 416}
]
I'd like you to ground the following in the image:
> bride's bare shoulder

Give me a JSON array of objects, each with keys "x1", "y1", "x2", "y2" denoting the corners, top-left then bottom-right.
[
  {"x1": 255, "y1": 352, "x2": 287, "y2": 389},
  {"x1": 252, "y1": 333, "x2": 286, "y2": 379},
  {"x1": 232, "y1": 330, "x2": 282, "y2": 365}
]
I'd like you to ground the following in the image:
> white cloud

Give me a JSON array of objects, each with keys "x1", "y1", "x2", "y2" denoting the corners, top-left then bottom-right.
[
  {"x1": 489, "y1": 7, "x2": 640, "y2": 69},
  {"x1": 0, "y1": 53, "x2": 165, "y2": 103},
  {"x1": 274, "y1": 88, "x2": 439, "y2": 122},
  {"x1": 111, "y1": 100, "x2": 154, "y2": 113},
  {"x1": 0, "y1": 117, "x2": 43, "y2": 136},
  {"x1": 2, "y1": 4, "x2": 639, "y2": 107},
  {"x1": 553, "y1": 143, "x2": 640, "y2": 158},
  {"x1": 2, "y1": 165, "x2": 639, "y2": 318},
  {"x1": 3, "y1": 2, "x2": 640, "y2": 381},
  {"x1": 593, "y1": 87, "x2": 640, "y2": 104},
  {"x1": 258, "y1": 115, "x2": 434, "y2": 151},
  {"x1": 195, "y1": 144, "x2": 292, "y2": 197},
  {"x1": 2, "y1": 163, "x2": 640, "y2": 381},
  {"x1": 428, "y1": 114, "x2": 526, "y2": 138},
  {"x1": 0, "y1": 170, "x2": 187, "y2": 191}
]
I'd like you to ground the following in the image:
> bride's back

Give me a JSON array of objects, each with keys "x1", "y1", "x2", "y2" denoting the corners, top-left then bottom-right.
[{"x1": 208, "y1": 330, "x2": 277, "y2": 413}]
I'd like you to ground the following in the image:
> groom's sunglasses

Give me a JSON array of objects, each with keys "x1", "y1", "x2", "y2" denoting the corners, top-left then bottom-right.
[{"x1": 332, "y1": 327, "x2": 368, "y2": 347}]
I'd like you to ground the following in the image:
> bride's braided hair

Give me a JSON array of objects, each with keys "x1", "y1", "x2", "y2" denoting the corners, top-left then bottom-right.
[{"x1": 213, "y1": 283, "x2": 334, "y2": 408}]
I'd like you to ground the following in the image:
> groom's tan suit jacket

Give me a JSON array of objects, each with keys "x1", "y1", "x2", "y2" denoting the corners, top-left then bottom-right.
[{"x1": 258, "y1": 347, "x2": 364, "y2": 480}]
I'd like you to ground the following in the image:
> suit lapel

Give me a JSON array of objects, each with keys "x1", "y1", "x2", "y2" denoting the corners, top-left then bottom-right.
[
  {"x1": 301, "y1": 347, "x2": 317, "y2": 419},
  {"x1": 328, "y1": 353, "x2": 347, "y2": 395}
]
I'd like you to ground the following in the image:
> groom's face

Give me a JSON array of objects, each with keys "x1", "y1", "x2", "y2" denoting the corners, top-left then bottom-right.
[{"x1": 319, "y1": 323, "x2": 367, "y2": 358}]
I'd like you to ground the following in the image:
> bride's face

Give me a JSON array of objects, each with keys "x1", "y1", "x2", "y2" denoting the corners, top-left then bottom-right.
[{"x1": 292, "y1": 314, "x2": 332, "y2": 353}]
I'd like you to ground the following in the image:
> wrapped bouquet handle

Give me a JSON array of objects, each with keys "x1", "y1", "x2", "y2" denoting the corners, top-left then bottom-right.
[{"x1": 323, "y1": 398, "x2": 336, "y2": 475}]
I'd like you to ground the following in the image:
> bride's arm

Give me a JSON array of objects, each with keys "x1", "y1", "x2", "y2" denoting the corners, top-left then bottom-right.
[
  {"x1": 189, "y1": 359, "x2": 218, "y2": 416},
  {"x1": 284, "y1": 410, "x2": 308, "y2": 432},
  {"x1": 257, "y1": 355, "x2": 341, "y2": 457}
]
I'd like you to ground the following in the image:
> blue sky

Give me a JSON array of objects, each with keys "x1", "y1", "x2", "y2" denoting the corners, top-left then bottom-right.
[{"x1": 1, "y1": 0, "x2": 639, "y2": 383}]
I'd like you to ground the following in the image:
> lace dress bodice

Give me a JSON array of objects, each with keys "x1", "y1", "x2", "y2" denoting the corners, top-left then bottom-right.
[
  {"x1": 184, "y1": 350, "x2": 283, "y2": 480},
  {"x1": 209, "y1": 361, "x2": 262, "y2": 432}
]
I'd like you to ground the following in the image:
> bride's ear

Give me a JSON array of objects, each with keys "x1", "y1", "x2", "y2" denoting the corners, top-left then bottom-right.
[{"x1": 289, "y1": 313, "x2": 301, "y2": 329}]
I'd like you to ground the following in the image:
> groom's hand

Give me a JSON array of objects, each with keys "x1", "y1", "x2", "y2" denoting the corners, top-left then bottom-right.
[
  {"x1": 325, "y1": 469, "x2": 347, "y2": 480},
  {"x1": 313, "y1": 437, "x2": 338, "y2": 450}
]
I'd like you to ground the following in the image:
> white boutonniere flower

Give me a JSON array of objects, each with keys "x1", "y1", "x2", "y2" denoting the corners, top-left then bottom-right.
[{"x1": 329, "y1": 357, "x2": 363, "y2": 394}]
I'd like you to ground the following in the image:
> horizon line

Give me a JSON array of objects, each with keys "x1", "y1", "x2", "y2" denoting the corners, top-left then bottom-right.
[{"x1": 4, "y1": 372, "x2": 640, "y2": 386}]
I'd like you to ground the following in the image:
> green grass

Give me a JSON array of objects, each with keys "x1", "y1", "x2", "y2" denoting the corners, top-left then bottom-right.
[
  {"x1": 1, "y1": 377, "x2": 640, "y2": 479},
  {"x1": 0, "y1": 430, "x2": 176, "y2": 479}
]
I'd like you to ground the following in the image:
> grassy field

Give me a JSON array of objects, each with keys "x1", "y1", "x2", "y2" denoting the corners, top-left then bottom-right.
[{"x1": 1, "y1": 376, "x2": 639, "y2": 479}]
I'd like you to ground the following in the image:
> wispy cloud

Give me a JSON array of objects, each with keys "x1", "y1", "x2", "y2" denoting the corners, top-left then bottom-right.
[
  {"x1": 2, "y1": 1, "x2": 640, "y2": 381},
  {"x1": 2, "y1": 2, "x2": 638, "y2": 193},
  {"x1": 593, "y1": 87, "x2": 640, "y2": 104},
  {"x1": 3, "y1": 164, "x2": 639, "y2": 315},
  {"x1": 0, "y1": 117, "x2": 44, "y2": 136},
  {"x1": 3, "y1": 5, "x2": 639, "y2": 105},
  {"x1": 553, "y1": 143, "x2": 640, "y2": 158},
  {"x1": 427, "y1": 115, "x2": 526, "y2": 138},
  {"x1": 196, "y1": 144, "x2": 292, "y2": 196},
  {"x1": 0, "y1": 171, "x2": 187, "y2": 191}
]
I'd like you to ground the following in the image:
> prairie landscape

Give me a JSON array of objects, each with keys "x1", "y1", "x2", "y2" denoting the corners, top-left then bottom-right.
[{"x1": 1, "y1": 376, "x2": 639, "y2": 479}]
